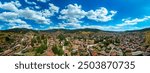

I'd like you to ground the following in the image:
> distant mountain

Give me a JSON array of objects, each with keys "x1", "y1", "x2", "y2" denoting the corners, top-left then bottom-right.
[
  {"x1": 1, "y1": 27, "x2": 150, "y2": 33},
  {"x1": 43, "y1": 28, "x2": 102, "y2": 33},
  {"x1": 125, "y1": 28, "x2": 150, "y2": 32},
  {"x1": 140, "y1": 28, "x2": 150, "y2": 32},
  {"x1": 0, "y1": 28, "x2": 37, "y2": 33}
]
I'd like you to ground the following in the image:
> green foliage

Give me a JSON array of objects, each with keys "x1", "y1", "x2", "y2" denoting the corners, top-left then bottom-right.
[
  {"x1": 4, "y1": 36, "x2": 14, "y2": 43},
  {"x1": 94, "y1": 40, "x2": 101, "y2": 44},
  {"x1": 57, "y1": 34, "x2": 65, "y2": 41},
  {"x1": 145, "y1": 31, "x2": 150, "y2": 45},
  {"x1": 0, "y1": 48, "x2": 4, "y2": 52},
  {"x1": 41, "y1": 34, "x2": 45, "y2": 40},
  {"x1": 35, "y1": 44, "x2": 47, "y2": 55},
  {"x1": 115, "y1": 38, "x2": 120, "y2": 43},
  {"x1": 58, "y1": 47, "x2": 64, "y2": 56},
  {"x1": 43, "y1": 38, "x2": 47, "y2": 44},
  {"x1": 64, "y1": 40, "x2": 70, "y2": 46},
  {"x1": 5, "y1": 37, "x2": 10, "y2": 42},
  {"x1": 31, "y1": 37, "x2": 36, "y2": 46},
  {"x1": 52, "y1": 45, "x2": 64, "y2": 56},
  {"x1": 37, "y1": 35, "x2": 42, "y2": 43},
  {"x1": 52, "y1": 45, "x2": 58, "y2": 54},
  {"x1": 103, "y1": 41, "x2": 109, "y2": 46}
]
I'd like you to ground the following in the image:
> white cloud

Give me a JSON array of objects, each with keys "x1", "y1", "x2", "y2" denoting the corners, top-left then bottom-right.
[
  {"x1": 59, "y1": 22, "x2": 81, "y2": 28},
  {"x1": 77, "y1": 25, "x2": 120, "y2": 31},
  {"x1": 0, "y1": 1, "x2": 20, "y2": 11},
  {"x1": 41, "y1": 3, "x2": 59, "y2": 17},
  {"x1": 0, "y1": 0, "x2": 60, "y2": 29},
  {"x1": 86, "y1": 7, "x2": 117, "y2": 22},
  {"x1": 58, "y1": 4, "x2": 86, "y2": 28},
  {"x1": 117, "y1": 16, "x2": 150, "y2": 27},
  {"x1": 25, "y1": 0, "x2": 36, "y2": 5},
  {"x1": 18, "y1": 8, "x2": 51, "y2": 24},
  {"x1": 59, "y1": 4, "x2": 86, "y2": 21},
  {"x1": 8, "y1": 19, "x2": 27, "y2": 24},
  {"x1": 49, "y1": 3, "x2": 59, "y2": 14},
  {"x1": 35, "y1": 6, "x2": 40, "y2": 9},
  {"x1": 0, "y1": 1, "x2": 59, "y2": 25},
  {"x1": 0, "y1": 12, "x2": 18, "y2": 20},
  {"x1": 9, "y1": 22, "x2": 32, "y2": 29},
  {"x1": 0, "y1": 12, "x2": 32, "y2": 29},
  {"x1": 7, "y1": 20, "x2": 32, "y2": 29},
  {"x1": 58, "y1": 4, "x2": 117, "y2": 28},
  {"x1": 76, "y1": 16, "x2": 150, "y2": 31},
  {"x1": 16, "y1": 3, "x2": 59, "y2": 24},
  {"x1": 11, "y1": 1, "x2": 21, "y2": 7},
  {"x1": 48, "y1": 26, "x2": 65, "y2": 29},
  {"x1": 37, "y1": 0, "x2": 49, "y2": 3},
  {"x1": 0, "y1": 12, "x2": 27, "y2": 25}
]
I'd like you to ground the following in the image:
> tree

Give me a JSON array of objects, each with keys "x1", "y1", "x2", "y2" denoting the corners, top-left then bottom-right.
[
  {"x1": 35, "y1": 44, "x2": 47, "y2": 55},
  {"x1": 64, "y1": 40, "x2": 70, "y2": 46},
  {"x1": 52, "y1": 45, "x2": 59, "y2": 54},
  {"x1": 5, "y1": 37, "x2": 10, "y2": 42},
  {"x1": 145, "y1": 31, "x2": 150, "y2": 45},
  {"x1": 31, "y1": 37, "x2": 36, "y2": 46},
  {"x1": 0, "y1": 48, "x2": 4, "y2": 52},
  {"x1": 57, "y1": 34, "x2": 65, "y2": 41},
  {"x1": 58, "y1": 47, "x2": 64, "y2": 56},
  {"x1": 52, "y1": 45, "x2": 64, "y2": 56}
]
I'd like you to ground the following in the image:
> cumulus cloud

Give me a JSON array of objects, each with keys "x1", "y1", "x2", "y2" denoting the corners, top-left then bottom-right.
[
  {"x1": 0, "y1": 12, "x2": 32, "y2": 29},
  {"x1": 58, "y1": 4, "x2": 117, "y2": 28},
  {"x1": 59, "y1": 22, "x2": 81, "y2": 28},
  {"x1": 77, "y1": 16, "x2": 150, "y2": 31},
  {"x1": 0, "y1": 12, "x2": 25, "y2": 25},
  {"x1": 117, "y1": 16, "x2": 150, "y2": 27},
  {"x1": 10, "y1": 24, "x2": 32, "y2": 29},
  {"x1": 25, "y1": 0, "x2": 36, "y2": 5},
  {"x1": 41, "y1": 3, "x2": 59, "y2": 17},
  {"x1": 86, "y1": 7, "x2": 117, "y2": 22},
  {"x1": 0, "y1": 12, "x2": 18, "y2": 20},
  {"x1": 49, "y1": 3, "x2": 59, "y2": 14},
  {"x1": 58, "y1": 4, "x2": 86, "y2": 28},
  {"x1": 18, "y1": 7, "x2": 51, "y2": 24},
  {"x1": 0, "y1": 1, "x2": 20, "y2": 11},
  {"x1": 11, "y1": 0, "x2": 21, "y2": 7},
  {"x1": 0, "y1": 0, "x2": 59, "y2": 29}
]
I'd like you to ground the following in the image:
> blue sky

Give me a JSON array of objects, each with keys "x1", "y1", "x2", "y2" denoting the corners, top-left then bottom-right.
[{"x1": 0, "y1": 0, "x2": 150, "y2": 31}]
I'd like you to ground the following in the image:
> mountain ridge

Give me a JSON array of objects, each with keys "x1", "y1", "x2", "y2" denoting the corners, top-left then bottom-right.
[{"x1": 1, "y1": 27, "x2": 150, "y2": 32}]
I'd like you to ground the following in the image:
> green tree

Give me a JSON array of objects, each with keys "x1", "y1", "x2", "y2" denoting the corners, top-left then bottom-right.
[
  {"x1": 57, "y1": 34, "x2": 65, "y2": 41},
  {"x1": 52, "y1": 45, "x2": 64, "y2": 56},
  {"x1": 35, "y1": 44, "x2": 47, "y2": 55},
  {"x1": 64, "y1": 40, "x2": 70, "y2": 46},
  {"x1": 145, "y1": 31, "x2": 150, "y2": 45},
  {"x1": 0, "y1": 48, "x2": 4, "y2": 52},
  {"x1": 52, "y1": 45, "x2": 59, "y2": 54},
  {"x1": 31, "y1": 37, "x2": 36, "y2": 46}
]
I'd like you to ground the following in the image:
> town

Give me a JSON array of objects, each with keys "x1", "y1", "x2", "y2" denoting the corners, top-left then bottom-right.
[{"x1": 0, "y1": 28, "x2": 150, "y2": 56}]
